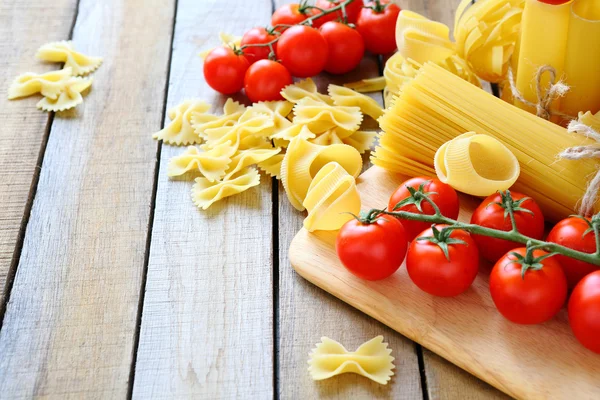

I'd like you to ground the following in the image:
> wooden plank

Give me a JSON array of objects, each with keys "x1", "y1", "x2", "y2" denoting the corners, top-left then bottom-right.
[
  {"x1": 0, "y1": 0, "x2": 78, "y2": 313},
  {"x1": 0, "y1": 0, "x2": 175, "y2": 397},
  {"x1": 131, "y1": 0, "x2": 275, "y2": 398},
  {"x1": 275, "y1": 1, "x2": 422, "y2": 397}
]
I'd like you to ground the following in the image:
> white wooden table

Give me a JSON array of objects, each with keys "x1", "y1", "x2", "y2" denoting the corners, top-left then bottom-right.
[{"x1": 0, "y1": 0, "x2": 509, "y2": 398}]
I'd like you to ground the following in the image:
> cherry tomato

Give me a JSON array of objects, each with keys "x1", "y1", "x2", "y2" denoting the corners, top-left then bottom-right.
[
  {"x1": 336, "y1": 214, "x2": 408, "y2": 281},
  {"x1": 319, "y1": 22, "x2": 364, "y2": 74},
  {"x1": 388, "y1": 177, "x2": 460, "y2": 241},
  {"x1": 356, "y1": 0, "x2": 401, "y2": 54},
  {"x1": 547, "y1": 216, "x2": 599, "y2": 289},
  {"x1": 470, "y1": 191, "x2": 544, "y2": 263},
  {"x1": 244, "y1": 60, "x2": 292, "y2": 103},
  {"x1": 569, "y1": 270, "x2": 600, "y2": 354},
  {"x1": 277, "y1": 25, "x2": 328, "y2": 77},
  {"x1": 203, "y1": 46, "x2": 250, "y2": 94},
  {"x1": 539, "y1": 0, "x2": 571, "y2": 4},
  {"x1": 271, "y1": 3, "x2": 314, "y2": 32},
  {"x1": 406, "y1": 225, "x2": 479, "y2": 297},
  {"x1": 313, "y1": 0, "x2": 364, "y2": 27},
  {"x1": 240, "y1": 27, "x2": 278, "y2": 64},
  {"x1": 490, "y1": 248, "x2": 567, "y2": 324}
]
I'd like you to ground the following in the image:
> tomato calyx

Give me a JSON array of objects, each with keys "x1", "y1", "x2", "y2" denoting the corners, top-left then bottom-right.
[
  {"x1": 509, "y1": 244, "x2": 558, "y2": 279},
  {"x1": 490, "y1": 190, "x2": 534, "y2": 219},
  {"x1": 416, "y1": 225, "x2": 467, "y2": 261},
  {"x1": 363, "y1": 0, "x2": 389, "y2": 13},
  {"x1": 298, "y1": 0, "x2": 315, "y2": 15},
  {"x1": 392, "y1": 181, "x2": 438, "y2": 213}
]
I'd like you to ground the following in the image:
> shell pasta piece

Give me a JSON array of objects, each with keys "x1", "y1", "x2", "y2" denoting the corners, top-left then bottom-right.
[
  {"x1": 36, "y1": 41, "x2": 103, "y2": 76},
  {"x1": 302, "y1": 162, "x2": 361, "y2": 232},
  {"x1": 281, "y1": 138, "x2": 362, "y2": 211},
  {"x1": 167, "y1": 143, "x2": 234, "y2": 181},
  {"x1": 293, "y1": 98, "x2": 363, "y2": 134},
  {"x1": 328, "y1": 84, "x2": 383, "y2": 120},
  {"x1": 308, "y1": 336, "x2": 395, "y2": 385},
  {"x1": 434, "y1": 132, "x2": 520, "y2": 197},
  {"x1": 395, "y1": 10, "x2": 456, "y2": 64},
  {"x1": 153, "y1": 100, "x2": 210, "y2": 145},
  {"x1": 191, "y1": 167, "x2": 261, "y2": 210}
]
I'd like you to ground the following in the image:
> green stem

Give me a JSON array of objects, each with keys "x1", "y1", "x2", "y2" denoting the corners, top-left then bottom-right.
[{"x1": 377, "y1": 209, "x2": 600, "y2": 266}]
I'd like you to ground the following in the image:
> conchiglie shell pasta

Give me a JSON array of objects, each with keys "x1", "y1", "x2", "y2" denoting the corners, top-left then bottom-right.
[
  {"x1": 281, "y1": 138, "x2": 362, "y2": 211},
  {"x1": 434, "y1": 132, "x2": 520, "y2": 197},
  {"x1": 302, "y1": 162, "x2": 361, "y2": 232},
  {"x1": 395, "y1": 10, "x2": 456, "y2": 64}
]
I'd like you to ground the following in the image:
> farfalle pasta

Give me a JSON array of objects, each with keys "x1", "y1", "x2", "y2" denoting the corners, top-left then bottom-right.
[
  {"x1": 293, "y1": 98, "x2": 362, "y2": 134},
  {"x1": 328, "y1": 84, "x2": 383, "y2": 120},
  {"x1": 167, "y1": 143, "x2": 234, "y2": 182},
  {"x1": 191, "y1": 98, "x2": 245, "y2": 139},
  {"x1": 243, "y1": 100, "x2": 294, "y2": 136},
  {"x1": 343, "y1": 76, "x2": 386, "y2": 93},
  {"x1": 204, "y1": 113, "x2": 273, "y2": 149},
  {"x1": 225, "y1": 147, "x2": 281, "y2": 179},
  {"x1": 153, "y1": 100, "x2": 210, "y2": 145},
  {"x1": 343, "y1": 130, "x2": 376, "y2": 154},
  {"x1": 36, "y1": 41, "x2": 103, "y2": 76},
  {"x1": 303, "y1": 162, "x2": 361, "y2": 232},
  {"x1": 281, "y1": 138, "x2": 362, "y2": 211},
  {"x1": 308, "y1": 336, "x2": 395, "y2": 385},
  {"x1": 36, "y1": 77, "x2": 93, "y2": 112},
  {"x1": 192, "y1": 167, "x2": 261, "y2": 210},
  {"x1": 199, "y1": 32, "x2": 242, "y2": 60},
  {"x1": 281, "y1": 78, "x2": 333, "y2": 105},
  {"x1": 257, "y1": 154, "x2": 284, "y2": 179},
  {"x1": 8, "y1": 68, "x2": 73, "y2": 100}
]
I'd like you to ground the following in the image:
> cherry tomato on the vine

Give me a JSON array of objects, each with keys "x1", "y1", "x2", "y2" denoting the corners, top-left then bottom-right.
[
  {"x1": 240, "y1": 27, "x2": 278, "y2": 64},
  {"x1": 319, "y1": 21, "x2": 364, "y2": 74},
  {"x1": 277, "y1": 25, "x2": 328, "y2": 77},
  {"x1": 490, "y1": 248, "x2": 567, "y2": 324},
  {"x1": 336, "y1": 214, "x2": 408, "y2": 281},
  {"x1": 313, "y1": 0, "x2": 364, "y2": 27},
  {"x1": 569, "y1": 270, "x2": 600, "y2": 353},
  {"x1": 406, "y1": 225, "x2": 479, "y2": 297},
  {"x1": 388, "y1": 177, "x2": 460, "y2": 241},
  {"x1": 547, "y1": 216, "x2": 599, "y2": 289},
  {"x1": 244, "y1": 60, "x2": 292, "y2": 103},
  {"x1": 271, "y1": 3, "x2": 314, "y2": 31},
  {"x1": 356, "y1": 0, "x2": 401, "y2": 54},
  {"x1": 470, "y1": 191, "x2": 544, "y2": 263},
  {"x1": 203, "y1": 46, "x2": 250, "y2": 94}
]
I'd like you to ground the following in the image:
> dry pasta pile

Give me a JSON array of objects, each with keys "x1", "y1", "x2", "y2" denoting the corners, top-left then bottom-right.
[
  {"x1": 8, "y1": 41, "x2": 102, "y2": 112},
  {"x1": 152, "y1": 78, "x2": 379, "y2": 229}
]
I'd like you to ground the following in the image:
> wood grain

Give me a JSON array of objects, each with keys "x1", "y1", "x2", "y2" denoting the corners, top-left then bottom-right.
[
  {"x1": 131, "y1": 0, "x2": 275, "y2": 398},
  {"x1": 291, "y1": 166, "x2": 600, "y2": 400},
  {"x1": 0, "y1": 0, "x2": 78, "y2": 313},
  {"x1": 275, "y1": 1, "x2": 423, "y2": 397},
  {"x1": 0, "y1": 0, "x2": 175, "y2": 397}
]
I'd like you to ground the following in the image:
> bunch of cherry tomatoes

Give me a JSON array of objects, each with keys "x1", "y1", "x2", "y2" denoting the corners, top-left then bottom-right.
[
  {"x1": 202, "y1": 0, "x2": 400, "y2": 103},
  {"x1": 336, "y1": 176, "x2": 600, "y2": 354}
]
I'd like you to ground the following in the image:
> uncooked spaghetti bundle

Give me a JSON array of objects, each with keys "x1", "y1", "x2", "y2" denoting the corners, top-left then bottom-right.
[{"x1": 373, "y1": 63, "x2": 599, "y2": 221}]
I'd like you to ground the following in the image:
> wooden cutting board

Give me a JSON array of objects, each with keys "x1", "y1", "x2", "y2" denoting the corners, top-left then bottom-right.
[{"x1": 289, "y1": 166, "x2": 600, "y2": 400}]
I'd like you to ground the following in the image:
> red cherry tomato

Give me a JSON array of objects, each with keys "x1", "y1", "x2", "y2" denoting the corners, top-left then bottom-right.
[
  {"x1": 313, "y1": 0, "x2": 364, "y2": 27},
  {"x1": 277, "y1": 25, "x2": 328, "y2": 77},
  {"x1": 406, "y1": 225, "x2": 479, "y2": 297},
  {"x1": 319, "y1": 22, "x2": 364, "y2": 74},
  {"x1": 271, "y1": 3, "x2": 314, "y2": 32},
  {"x1": 388, "y1": 177, "x2": 460, "y2": 241},
  {"x1": 569, "y1": 270, "x2": 600, "y2": 354},
  {"x1": 244, "y1": 60, "x2": 292, "y2": 103},
  {"x1": 203, "y1": 46, "x2": 250, "y2": 94},
  {"x1": 547, "y1": 216, "x2": 599, "y2": 289},
  {"x1": 356, "y1": 0, "x2": 401, "y2": 54},
  {"x1": 336, "y1": 214, "x2": 408, "y2": 281},
  {"x1": 539, "y1": 0, "x2": 571, "y2": 4},
  {"x1": 470, "y1": 191, "x2": 544, "y2": 263},
  {"x1": 240, "y1": 27, "x2": 278, "y2": 64},
  {"x1": 490, "y1": 248, "x2": 567, "y2": 324}
]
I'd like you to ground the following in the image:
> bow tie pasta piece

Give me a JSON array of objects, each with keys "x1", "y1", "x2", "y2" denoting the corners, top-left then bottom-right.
[
  {"x1": 293, "y1": 98, "x2": 363, "y2": 134},
  {"x1": 257, "y1": 154, "x2": 284, "y2": 179},
  {"x1": 281, "y1": 78, "x2": 333, "y2": 105},
  {"x1": 395, "y1": 10, "x2": 456, "y2": 64},
  {"x1": 224, "y1": 147, "x2": 281, "y2": 179},
  {"x1": 302, "y1": 162, "x2": 361, "y2": 232},
  {"x1": 167, "y1": 142, "x2": 235, "y2": 181},
  {"x1": 308, "y1": 336, "x2": 394, "y2": 385},
  {"x1": 242, "y1": 101, "x2": 294, "y2": 136},
  {"x1": 153, "y1": 100, "x2": 210, "y2": 145},
  {"x1": 281, "y1": 138, "x2": 362, "y2": 211},
  {"x1": 310, "y1": 129, "x2": 344, "y2": 146},
  {"x1": 199, "y1": 32, "x2": 242, "y2": 60},
  {"x1": 36, "y1": 76, "x2": 93, "y2": 112},
  {"x1": 454, "y1": 0, "x2": 524, "y2": 82},
  {"x1": 343, "y1": 77, "x2": 386, "y2": 93},
  {"x1": 328, "y1": 84, "x2": 383, "y2": 120},
  {"x1": 204, "y1": 114, "x2": 274, "y2": 150},
  {"x1": 343, "y1": 130, "x2": 376, "y2": 154},
  {"x1": 192, "y1": 167, "x2": 260, "y2": 210},
  {"x1": 36, "y1": 41, "x2": 103, "y2": 76},
  {"x1": 271, "y1": 124, "x2": 316, "y2": 145},
  {"x1": 191, "y1": 98, "x2": 246, "y2": 139},
  {"x1": 8, "y1": 68, "x2": 73, "y2": 100},
  {"x1": 434, "y1": 132, "x2": 520, "y2": 197}
]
